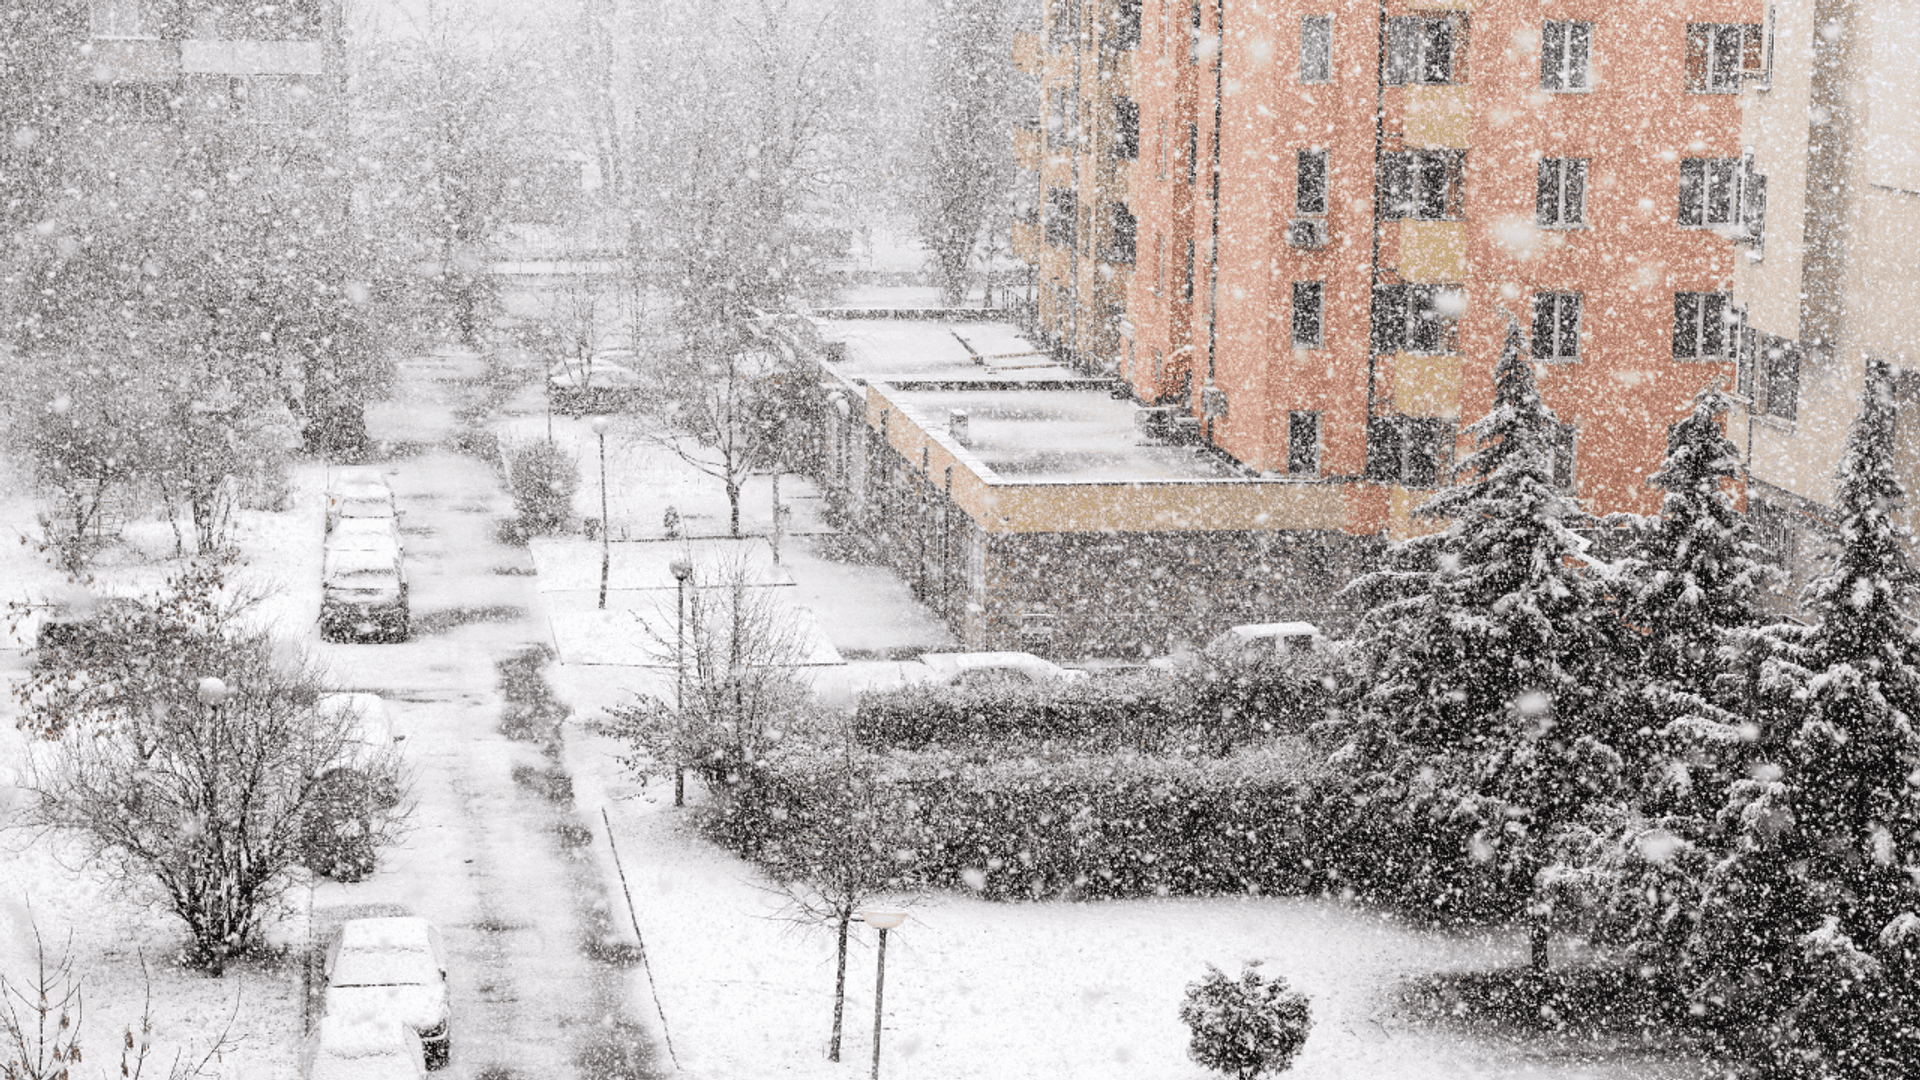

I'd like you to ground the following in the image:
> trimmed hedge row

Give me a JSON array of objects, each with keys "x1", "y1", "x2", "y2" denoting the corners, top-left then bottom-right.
[
  {"x1": 850, "y1": 664, "x2": 1337, "y2": 752},
  {"x1": 713, "y1": 742, "x2": 1327, "y2": 901}
]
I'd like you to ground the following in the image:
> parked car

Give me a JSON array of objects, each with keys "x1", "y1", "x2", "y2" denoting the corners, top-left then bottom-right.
[
  {"x1": 321, "y1": 541, "x2": 409, "y2": 642},
  {"x1": 303, "y1": 693, "x2": 404, "y2": 882},
  {"x1": 1201, "y1": 622, "x2": 1325, "y2": 666},
  {"x1": 323, "y1": 917, "x2": 450, "y2": 1070},
  {"x1": 306, "y1": 1014, "x2": 428, "y2": 1080},
  {"x1": 548, "y1": 353, "x2": 643, "y2": 415},
  {"x1": 327, "y1": 515, "x2": 404, "y2": 555},
  {"x1": 910, "y1": 651, "x2": 1091, "y2": 690},
  {"x1": 327, "y1": 470, "x2": 397, "y2": 533}
]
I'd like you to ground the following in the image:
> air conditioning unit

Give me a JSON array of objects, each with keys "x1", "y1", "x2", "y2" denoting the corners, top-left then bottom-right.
[{"x1": 1286, "y1": 217, "x2": 1328, "y2": 250}]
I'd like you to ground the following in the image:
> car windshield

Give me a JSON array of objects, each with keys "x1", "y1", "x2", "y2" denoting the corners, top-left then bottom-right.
[{"x1": 331, "y1": 946, "x2": 435, "y2": 987}]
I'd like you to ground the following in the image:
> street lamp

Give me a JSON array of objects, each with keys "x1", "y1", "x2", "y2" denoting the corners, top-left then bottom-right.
[
  {"x1": 669, "y1": 555, "x2": 693, "y2": 807},
  {"x1": 591, "y1": 415, "x2": 611, "y2": 610},
  {"x1": 196, "y1": 676, "x2": 230, "y2": 710},
  {"x1": 860, "y1": 911, "x2": 906, "y2": 1080}
]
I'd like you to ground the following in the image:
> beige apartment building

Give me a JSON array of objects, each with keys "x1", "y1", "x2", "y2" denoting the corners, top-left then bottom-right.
[{"x1": 1730, "y1": 0, "x2": 1920, "y2": 596}]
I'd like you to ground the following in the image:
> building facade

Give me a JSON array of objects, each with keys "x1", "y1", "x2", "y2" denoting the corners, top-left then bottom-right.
[
  {"x1": 1025, "y1": 0, "x2": 1763, "y2": 540},
  {"x1": 1729, "y1": 0, "x2": 1920, "y2": 600}
]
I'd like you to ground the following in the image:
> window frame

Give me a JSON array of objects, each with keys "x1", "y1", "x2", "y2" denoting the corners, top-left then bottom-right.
[
  {"x1": 1678, "y1": 157, "x2": 1743, "y2": 228},
  {"x1": 1045, "y1": 187, "x2": 1079, "y2": 249},
  {"x1": 1105, "y1": 203, "x2": 1138, "y2": 265},
  {"x1": 1300, "y1": 14, "x2": 1333, "y2": 84},
  {"x1": 1291, "y1": 281, "x2": 1325, "y2": 349},
  {"x1": 1672, "y1": 290, "x2": 1733, "y2": 362},
  {"x1": 1535, "y1": 157, "x2": 1589, "y2": 228},
  {"x1": 1295, "y1": 148, "x2": 1329, "y2": 216},
  {"x1": 1540, "y1": 20, "x2": 1594, "y2": 92},
  {"x1": 1287, "y1": 411, "x2": 1322, "y2": 476},
  {"x1": 1685, "y1": 22, "x2": 1764, "y2": 94},
  {"x1": 1530, "y1": 291, "x2": 1582, "y2": 362},
  {"x1": 1113, "y1": 97, "x2": 1139, "y2": 160},
  {"x1": 1366, "y1": 415, "x2": 1454, "y2": 487},
  {"x1": 1384, "y1": 14, "x2": 1468, "y2": 87},
  {"x1": 1380, "y1": 149, "x2": 1466, "y2": 221},
  {"x1": 1371, "y1": 284, "x2": 1464, "y2": 356}
]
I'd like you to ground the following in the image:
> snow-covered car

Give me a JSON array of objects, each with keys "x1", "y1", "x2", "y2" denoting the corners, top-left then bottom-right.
[
  {"x1": 548, "y1": 354, "x2": 643, "y2": 416},
  {"x1": 1150, "y1": 621, "x2": 1326, "y2": 674},
  {"x1": 327, "y1": 515, "x2": 405, "y2": 555},
  {"x1": 327, "y1": 470, "x2": 397, "y2": 532},
  {"x1": 304, "y1": 693, "x2": 404, "y2": 882},
  {"x1": 909, "y1": 651, "x2": 1090, "y2": 690},
  {"x1": 323, "y1": 917, "x2": 451, "y2": 1070},
  {"x1": 321, "y1": 541, "x2": 409, "y2": 642},
  {"x1": 306, "y1": 1014, "x2": 428, "y2": 1080}
]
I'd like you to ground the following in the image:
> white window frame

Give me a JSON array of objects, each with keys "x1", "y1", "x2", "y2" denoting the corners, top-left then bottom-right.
[
  {"x1": 1531, "y1": 292, "x2": 1582, "y2": 362},
  {"x1": 1686, "y1": 22, "x2": 1763, "y2": 94},
  {"x1": 1536, "y1": 157, "x2": 1589, "y2": 228},
  {"x1": 1540, "y1": 21, "x2": 1593, "y2": 92},
  {"x1": 1300, "y1": 15, "x2": 1333, "y2": 84},
  {"x1": 1678, "y1": 157, "x2": 1743, "y2": 228},
  {"x1": 1673, "y1": 291, "x2": 1734, "y2": 362}
]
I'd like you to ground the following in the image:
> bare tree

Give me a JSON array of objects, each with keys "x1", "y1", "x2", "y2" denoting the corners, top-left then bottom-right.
[
  {"x1": 916, "y1": 0, "x2": 1025, "y2": 306},
  {"x1": 607, "y1": 552, "x2": 818, "y2": 795},
  {"x1": 13, "y1": 564, "x2": 410, "y2": 974},
  {"x1": 2, "y1": 928, "x2": 242, "y2": 1080}
]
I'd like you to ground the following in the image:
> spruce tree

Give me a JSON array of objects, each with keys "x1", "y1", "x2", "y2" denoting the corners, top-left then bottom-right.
[
  {"x1": 1336, "y1": 321, "x2": 1622, "y2": 971},
  {"x1": 1688, "y1": 360, "x2": 1920, "y2": 1076}
]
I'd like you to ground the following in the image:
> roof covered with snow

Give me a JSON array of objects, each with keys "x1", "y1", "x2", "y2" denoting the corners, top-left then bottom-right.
[{"x1": 812, "y1": 317, "x2": 1075, "y2": 383}]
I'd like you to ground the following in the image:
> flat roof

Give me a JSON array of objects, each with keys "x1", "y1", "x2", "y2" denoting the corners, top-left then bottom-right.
[
  {"x1": 881, "y1": 385, "x2": 1238, "y2": 483},
  {"x1": 814, "y1": 317, "x2": 1075, "y2": 383}
]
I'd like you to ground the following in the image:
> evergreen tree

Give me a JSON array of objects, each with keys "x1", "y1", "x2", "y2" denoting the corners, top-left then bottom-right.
[
  {"x1": 1687, "y1": 360, "x2": 1920, "y2": 1076},
  {"x1": 1334, "y1": 321, "x2": 1623, "y2": 971}
]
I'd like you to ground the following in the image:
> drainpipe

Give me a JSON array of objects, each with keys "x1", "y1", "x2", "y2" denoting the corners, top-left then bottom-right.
[
  {"x1": 1366, "y1": 0, "x2": 1387, "y2": 426},
  {"x1": 1202, "y1": 0, "x2": 1225, "y2": 439}
]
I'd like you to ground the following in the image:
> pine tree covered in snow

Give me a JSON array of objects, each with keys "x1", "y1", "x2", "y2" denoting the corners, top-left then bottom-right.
[
  {"x1": 1332, "y1": 321, "x2": 1624, "y2": 970},
  {"x1": 1686, "y1": 360, "x2": 1920, "y2": 1077}
]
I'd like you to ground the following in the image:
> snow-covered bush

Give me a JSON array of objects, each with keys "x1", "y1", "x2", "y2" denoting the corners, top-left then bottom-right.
[
  {"x1": 503, "y1": 438, "x2": 579, "y2": 539},
  {"x1": 716, "y1": 742, "x2": 1320, "y2": 900},
  {"x1": 1178, "y1": 962, "x2": 1312, "y2": 1079},
  {"x1": 851, "y1": 673, "x2": 1183, "y2": 750}
]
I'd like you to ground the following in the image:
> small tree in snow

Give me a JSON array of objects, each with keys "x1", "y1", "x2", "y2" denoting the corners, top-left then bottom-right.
[
  {"x1": 13, "y1": 564, "x2": 409, "y2": 973},
  {"x1": 1178, "y1": 962, "x2": 1312, "y2": 1080},
  {"x1": 1684, "y1": 359, "x2": 1920, "y2": 1076},
  {"x1": 1331, "y1": 321, "x2": 1625, "y2": 971}
]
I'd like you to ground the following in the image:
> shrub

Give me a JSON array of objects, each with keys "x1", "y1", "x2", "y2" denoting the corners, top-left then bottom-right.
[
  {"x1": 712, "y1": 741, "x2": 1323, "y2": 900},
  {"x1": 1179, "y1": 963, "x2": 1312, "y2": 1080},
  {"x1": 504, "y1": 438, "x2": 579, "y2": 536},
  {"x1": 851, "y1": 672, "x2": 1184, "y2": 750}
]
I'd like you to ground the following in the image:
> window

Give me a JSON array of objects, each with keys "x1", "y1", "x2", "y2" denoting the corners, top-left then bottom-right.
[
  {"x1": 1685, "y1": 23, "x2": 1764, "y2": 93},
  {"x1": 1540, "y1": 21, "x2": 1592, "y2": 91},
  {"x1": 1371, "y1": 284, "x2": 1463, "y2": 355},
  {"x1": 1536, "y1": 157, "x2": 1588, "y2": 227},
  {"x1": 1155, "y1": 119, "x2": 1169, "y2": 180},
  {"x1": 1288, "y1": 412, "x2": 1321, "y2": 475},
  {"x1": 1291, "y1": 281, "x2": 1324, "y2": 347},
  {"x1": 1047, "y1": 87, "x2": 1072, "y2": 149},
  {"x1": 1295, "y1": 149, "x2": 1328, "y2": 215},
  {"x1": 1113, "y1": 97, "x2": 1139, "y2": 160},
  {"x1": 1678, "y1": 157, "x2": 1742, "y2": 227},
  {"x1": 1186, "y1": 122, "x2": 1199, "y2": 183},
  {"x1": 1741, "y1": 329, "x2": 1801, "y2": 420},
  {"x1": 1734, "y1": 155, "x2": 1767, "y2": 248},
  {"x1": 1050, "y1": 0, "x2": 1076, "y2": 48},
  {"x1": 1182, "y1": 238, "x2": 1195, "y2": 301},
  {"x1": 1367, "y1": 416, "x2": 1453, "y2": 486},
  {"x1": 1190, "y1": 0, "x2": 1205, "y2": 64},
  {"x1": 1300, "y1": 15, "x2": 1333, "y2": 83},
  {"x1": 1046, "y1": 188, "x2": 1078, "y2": 249},
  {"x1": 1154, "y1": 233, "x2": 1166, "y2": 295},
  {"x1": 1551, "y1": 424, "x2": 1577, "y2": 491},
  {"x1": 1385, "y1": 14, "x2": 1466, "y2": 86},
  {"x1": 89, "y1": 83, "x2": 173, "y2": 123},
  {"x1": 1106, "y1": 204, "x2": 1137, "y2": 264},
  {"x1": 1531, "y1": 292, "x2": 1581, "y2": 361},
  {"x1": 1673, "y1": 291, "x2": 1732, "y2": 361},
  {"x1": 1113, "y1": 0, "x2": 1142, "y2": 50},
  {"x1": 1380, "y1": 150, "x2": 1466, "y2": 221},
  {"x1": 89, "y1": 0, "x2": 148, "y2": 37}
]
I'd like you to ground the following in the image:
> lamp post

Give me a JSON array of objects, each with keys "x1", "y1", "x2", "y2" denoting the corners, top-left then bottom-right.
[
  {"x1": 196, "y1": 675, "x2": 230, "y2": 715},
  {"x1": 860, "y1": 911, "x2": 906, "y2": 1080},
  {"x1": 591, "y1": 415, "x2": 611, "y2": 610},
  {"x1": 669, "y1": 555, "x2": 692, "y2": 807}
]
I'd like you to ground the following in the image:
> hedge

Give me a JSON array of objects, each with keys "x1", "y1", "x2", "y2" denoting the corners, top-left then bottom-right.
[
  {"x1": 712, "y1": 741, "x2": 1327, "y2": 901},
  {"x1": 851, "y1": 663, "x2": 1338, "y2": 753}
]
